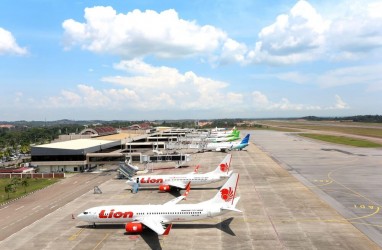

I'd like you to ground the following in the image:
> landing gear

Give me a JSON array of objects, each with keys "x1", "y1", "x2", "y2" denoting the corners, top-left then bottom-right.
[{"x1": 92, "y1": 222, "x2": 96, "y2": 228}]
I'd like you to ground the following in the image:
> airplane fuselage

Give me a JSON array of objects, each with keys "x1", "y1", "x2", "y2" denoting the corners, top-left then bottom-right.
[
  {"x1": 78, "y1": 204, "x2": 227, "y2": 224},
  {"x1": 129, "y1": 173, "x2": 224, "y2": 188}
]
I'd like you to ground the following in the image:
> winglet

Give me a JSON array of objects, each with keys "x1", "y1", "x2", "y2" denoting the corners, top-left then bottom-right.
[
  {"x1": 163, "y1": 224, "x2": 172, "y2": 236},
  {"x1": 183, "y1": 181, "x2": 191, "y2": 198}
]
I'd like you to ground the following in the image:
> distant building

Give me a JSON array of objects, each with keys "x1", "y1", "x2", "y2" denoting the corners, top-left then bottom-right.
[
  {"x1": 128, "y1": 123, "x2": 152, "y2": 130},
  {"x1": 79, "y1": 126, "x2": 117, "y2": 137},
  {"x1": 0, "y1": 124, "x2": 15, "y2": 129},
  {"x1": 31, "y1": 139, "x2": 122, "y2": 173},
  {"x1": 198, "y1": 121, "x2": 212, "y2": 127}
]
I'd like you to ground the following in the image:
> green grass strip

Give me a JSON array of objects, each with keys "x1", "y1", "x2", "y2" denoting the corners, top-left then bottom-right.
[
  {"x1": 299, "y1": 133, "x2": 382, "y2": 148},
  {"x1": 0, "y1": 178, "x2": 59, "y2": 204}
]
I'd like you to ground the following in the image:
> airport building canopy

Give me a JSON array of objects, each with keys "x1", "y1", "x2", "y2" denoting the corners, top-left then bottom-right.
[
  {"x1": 32, "y1": 139, "x2": 119, "y2": 156},
  {"x1": 34, "y1": 139, "x2": 114, "y2": 150}
]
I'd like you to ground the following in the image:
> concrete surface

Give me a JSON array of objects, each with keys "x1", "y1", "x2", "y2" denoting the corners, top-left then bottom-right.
[
  {"x1": 252, "y1": 130, "x2": 382, "y2": 248},
  {"x1": 0, "y1": 130, "x2": 380, "y2": 249}
]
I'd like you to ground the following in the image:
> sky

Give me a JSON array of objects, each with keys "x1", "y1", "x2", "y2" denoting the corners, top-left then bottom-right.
[{"x1": 1, "y1": 0, "x2": 382, "y2": 121}]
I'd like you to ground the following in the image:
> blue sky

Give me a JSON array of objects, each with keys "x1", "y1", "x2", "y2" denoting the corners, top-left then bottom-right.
[{"x1": 1, "y1": 0, "x2": 382, "y2": 121}]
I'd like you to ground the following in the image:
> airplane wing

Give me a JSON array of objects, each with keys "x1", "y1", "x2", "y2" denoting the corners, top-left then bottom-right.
[
  {"x1": 138, "y1": 218, "x2": 171, "y2": 235},
  {"x1": 163, "y1": 195, "x2": 187, "y2": 206},
  {"x1": 163, "y1": 182, "x2": 191, "y2": 205},
  {"x1": 166, "y1": 181, "x2": 188, "y2": 189}
]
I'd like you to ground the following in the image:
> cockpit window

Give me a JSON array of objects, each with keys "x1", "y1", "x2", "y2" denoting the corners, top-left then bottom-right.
[{"x1": 83, "y1": 212, "x2": 88, "y2": 214}]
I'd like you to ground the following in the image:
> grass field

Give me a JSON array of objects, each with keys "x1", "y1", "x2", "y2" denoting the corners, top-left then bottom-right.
[
  {"x1": 258, "y1": 120, "x2": 382, "y2": 139},
  {"x1": 0, "y1": 178, "x2": 59, "y2": 204},
  {"x1": 299, "y1": 133, "x2": 382, "y2": 148}
]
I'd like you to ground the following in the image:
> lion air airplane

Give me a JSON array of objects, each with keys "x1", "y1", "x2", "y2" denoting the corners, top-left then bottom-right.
[
  {"x1": 126, "y1": 154, "x2": 233, "y2": 192},
  {"x1": 77, "y1": 173, "x2": 240, "y2": 235}
]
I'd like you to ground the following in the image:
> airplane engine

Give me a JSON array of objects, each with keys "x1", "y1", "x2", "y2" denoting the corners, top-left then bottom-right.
[
  {"x1": 125, "y1": 222, "x2": 143, "y2": 233},
  {"x1": 159, "y1": 184, "x2": 171, "y2": 192}
]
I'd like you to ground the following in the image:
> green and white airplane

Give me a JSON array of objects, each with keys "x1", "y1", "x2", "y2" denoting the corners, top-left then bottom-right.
[{"x1": 205, "y1": 129, "x2": 241, "y2": 143}]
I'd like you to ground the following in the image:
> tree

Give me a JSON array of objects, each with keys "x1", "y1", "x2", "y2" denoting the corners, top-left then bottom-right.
[
  {"x1": 21, "y1": 179, "x2": 29, "y2": 193},
  {"x1": 11, "y1": 177, "x2": 21, "y2": 187},
  {"x1": 5, "y1": 184, "x2": 15, "y2": 199}
]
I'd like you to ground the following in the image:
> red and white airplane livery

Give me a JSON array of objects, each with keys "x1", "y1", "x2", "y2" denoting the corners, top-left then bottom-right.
[
  {"x1": 77, "y1": 173, "x2": 240, "y2": 235},
  {"x1": 126, "y1": 154, "x2": 233, "y2": 192}
]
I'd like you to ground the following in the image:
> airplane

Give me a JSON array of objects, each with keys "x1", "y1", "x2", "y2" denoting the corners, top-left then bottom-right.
[
  {"x1": 208, "y1": 128, "x2": 238, "y2": 138},
  {"x1": 210, "y1": 126, "x2": 229, "y2": 132},
  {"x1": 205, "y1": 130, "x2": 240, "y2": 143},
  {"x1": 205, "y1": 134, "x2": 250, "y2": 152},
  {"x1": 126, "y1": 154, "x2": 233, "y2": 192},
  {"x1": 77, "y1": 173, "x2": 241, "y2": 235}
]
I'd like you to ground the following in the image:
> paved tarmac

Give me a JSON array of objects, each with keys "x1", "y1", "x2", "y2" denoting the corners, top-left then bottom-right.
[
  {"x1": 252, "y1": 130, "x2": 382, "y2": 248},
  {"x1": 0, "y1": 131, "x2": 380, "y2": 249},
  {"x1": 0, "y1": 172, "x2": 114, "y2": 241}
]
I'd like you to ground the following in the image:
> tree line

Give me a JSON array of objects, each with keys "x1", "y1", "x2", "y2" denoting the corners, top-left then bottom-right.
[{"x1": 302, "y1": 115, "x2": 382, "y2": 123}]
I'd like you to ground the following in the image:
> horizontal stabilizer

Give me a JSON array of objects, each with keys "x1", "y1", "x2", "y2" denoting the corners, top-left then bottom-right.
[
  {"x1": 222, "y1": 197, "x2": 241, "y2": 212},
  {"x1": 222, "y1": 207, "x2": 242, "y2": 213}
]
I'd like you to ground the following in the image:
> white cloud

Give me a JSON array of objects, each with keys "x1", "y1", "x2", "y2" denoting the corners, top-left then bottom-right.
[
  {"x1": 220, "y1": 38, "x2": 248, "y2": 64},
  {"x1": 0, "y1": 27, "x2": 27, "y2": 55},
  {"x1": 275, "y1": 71, "x2": 311, "y2": 84},
  {"x1": 252, "y1": 91, "x2": 270, "y2": 108},
  {"x1": 248, "y1": 0, "x2": 329, "y2": 64},
  {"x1": 334, "y1": 94, "x2": 348, "y2": 109},
  {"x1": 60, "y1": 2, "x2": 382, "y2": 66},
  {"x1": 245, "y1": 0, "x2": 382, "y2": 65},
  {"x1": 62, "y1": 7, "x2": 232, "y2": 59},
  {"x1": 326, "y1": 94, "x2": 349, "y2": 110},
  {"x1": 368, "y1": 2, "x2": 382, "y2": 18},
  {"x1": 251, "y1": 91, "x2": 348, "y2": 111},
  {"x1": 316, "y1": 64, "x2": 382, "y2": 88},
  {"x1": 326, "y1": 1, "x2": 382, "y2": 59},
  {"x1": 40, "y1": 60, "x2": 246, "y2": 112}
]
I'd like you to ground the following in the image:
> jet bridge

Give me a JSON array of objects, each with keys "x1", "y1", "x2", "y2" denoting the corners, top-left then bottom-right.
[
  {"x1": 118, "y1": 161, "x2": 138, "y2": 178},
  {"x1": 142, "y1": 153, "x2": 191, "y2": 168}
]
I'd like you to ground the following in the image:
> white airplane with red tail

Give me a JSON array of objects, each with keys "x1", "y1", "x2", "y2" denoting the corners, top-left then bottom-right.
[
  {"x1": 126, "y1": 154, "x2": 233, "y2": 192},
  {"x1": 77, "y1": 173, "x2": 240, "y2": 235}
]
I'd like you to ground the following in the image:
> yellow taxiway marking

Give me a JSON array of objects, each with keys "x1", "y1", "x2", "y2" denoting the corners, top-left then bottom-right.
[
  {"x1": 93, "y1": 233, "x2": 110, "y2": 250},
  {"x1": 327, "y1": 165, "x2": 381, "y2": 207},
  {"x1": 68, "y1": 228, "x2": 85, "y2": 241},
  {"x1": 348, "y1": 206, "x2": 380, "y2": 221},
  {"x1": 327, "y1": 165, "x2": 381, "y2": 222},
  {"x1": 307, "y1": 179, "x2": 333, "y2": 188}
]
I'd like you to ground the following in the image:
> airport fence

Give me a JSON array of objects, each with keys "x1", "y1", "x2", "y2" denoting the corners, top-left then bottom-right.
[{"x1": 0, "y1": 173, "x2": 65, "y2": 179}]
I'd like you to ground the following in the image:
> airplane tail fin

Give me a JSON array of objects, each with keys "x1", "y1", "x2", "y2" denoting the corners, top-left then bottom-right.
[
  {"x1": 206, "y1": 173, "x2": 239, "y2": 207},
  {"x1": 212, "y1": 154, "x2": 232, "y2": 176},
  {"x1": 240, "y1": 134, "x2": 250, "y2": 144},
  {"x1": 233, "y1": 130, "x2": 240, "y2": 137}
]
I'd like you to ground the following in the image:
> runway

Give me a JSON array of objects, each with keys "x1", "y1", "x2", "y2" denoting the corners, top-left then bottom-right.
[{"x1": 0, "y1": 130, "x2": 380, "y2": 249}]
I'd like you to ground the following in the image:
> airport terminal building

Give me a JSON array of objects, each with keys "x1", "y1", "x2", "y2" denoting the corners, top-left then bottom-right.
[
  {"x1": 30, "y1": 127, "x2": 191, "y2": 173},
  {"x1": 31, "y1": 139, "x2": 123, "y2": 173}
]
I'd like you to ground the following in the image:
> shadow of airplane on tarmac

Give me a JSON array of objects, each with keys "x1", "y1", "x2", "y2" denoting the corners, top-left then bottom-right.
[
  {"x1": 78, "y1": 217, "x2": 236, "y2": 250},
  {"x1": 124, "y1": 187, "x2": 220, "y2": 198},
  {"x1": 139, "y1": 217, "x2": 236, "y2": 250},
  {"x1": 171, "y1": 217, "x2": 236, "y2": 236}
]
